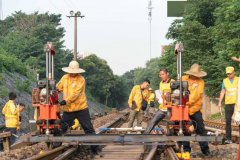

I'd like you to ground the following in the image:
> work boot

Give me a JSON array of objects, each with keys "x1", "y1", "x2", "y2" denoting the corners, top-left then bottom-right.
[
  {"x1": 224, "y1": 139, "x2": 232, "y2": 144},
  {"x1": 202, "y1": 150, "x2": 210, "y2": 157}
]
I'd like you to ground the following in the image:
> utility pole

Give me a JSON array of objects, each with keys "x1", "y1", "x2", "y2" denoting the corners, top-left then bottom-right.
[
  {"x1": 147, "y1": 0, "x2": 153, "y2": 60},
  {"x1": 67, "y1": 11, "x2": 85, "y2": 61}
]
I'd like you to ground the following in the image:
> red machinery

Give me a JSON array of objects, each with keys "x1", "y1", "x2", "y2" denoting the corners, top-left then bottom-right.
[
  {"x1": 164, "y1": 42, "x2": 192, "y2": 135},
  {"x1": 32, "y1": 42, "x2": 60, "y2": 135}
]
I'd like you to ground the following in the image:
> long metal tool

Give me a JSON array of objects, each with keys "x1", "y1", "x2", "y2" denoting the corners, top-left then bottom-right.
[
  {"x1": 43, "y1": 42, "x2": 56, "y2": 135},
  {"x1": 24, "y1": 135, "x2": 223, "y2": 144},
  {"x1": 175, "y1": 42, "x2": 184, "y2": 135}
]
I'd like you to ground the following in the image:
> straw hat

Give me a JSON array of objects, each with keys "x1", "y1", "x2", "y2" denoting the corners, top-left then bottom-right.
[
  {"x1": 184, "y1": 63, "x2": 207, "y2": 78},
  {"x1": 62, "y1": 61, "x2": 85, "y2": 74}
]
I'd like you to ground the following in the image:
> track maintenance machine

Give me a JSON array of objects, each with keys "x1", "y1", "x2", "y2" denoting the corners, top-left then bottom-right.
[
  {"x1": 32, "y1": 42, "x2": 60, "y2": 135},
  {"x1": 163, "y1": 42, "x2": 192, "y2": 136}
]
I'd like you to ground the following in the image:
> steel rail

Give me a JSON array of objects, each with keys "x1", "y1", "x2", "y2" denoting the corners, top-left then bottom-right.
[
  {"x1": 166, "y1": 147, "x2": 179, "y2": 160},
  {"x1": 25, "y1": 112, "x2": 129, "y2": 160},
  {"x1": 24, "y1": 135, "x2": 223, "y2": 144}
]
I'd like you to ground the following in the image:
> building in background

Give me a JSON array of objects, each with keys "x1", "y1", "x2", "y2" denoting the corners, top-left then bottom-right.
[{"x1": 161, "y1": 45, "x2": 170, "y2": 55}]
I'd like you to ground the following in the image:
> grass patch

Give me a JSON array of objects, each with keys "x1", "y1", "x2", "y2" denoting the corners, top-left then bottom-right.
[{"x1": 207, "y1": 111, "x2": 225, "y2": 121}]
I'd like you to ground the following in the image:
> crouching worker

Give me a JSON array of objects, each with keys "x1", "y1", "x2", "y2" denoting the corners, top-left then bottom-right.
[
  {"x1": 57, "y1": 61, "x2": 99, "y2": 154},
  {"x1": 144, "y1": 69, "x2": 174, "y2": 134},
  {"x1": 2, "y1": 92, "x2": 24, "y2": 145}
]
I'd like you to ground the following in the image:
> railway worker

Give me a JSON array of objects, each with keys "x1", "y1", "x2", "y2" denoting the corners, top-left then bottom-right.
[
  {"x1": 144, "y1": 68, "x2": 174, "y2": 134},
  {"x1": 144, "y1": 88, "x2": 155, "y2": 117},
  {"x1": 128, "y1": 79, "x2": 150, "y2": 128},
  {"x1": 56, "y1": 60, "x2": 98, "y2": 154},
  {"x1": 2, "y1": 92, "x2": 23, "y2": 144},
  {"x1": 181, "y1": 63, "x2": 210, "y2": 156},
  {"x1": 218, "y1": 66, "x2": 238, "y2": 144}
]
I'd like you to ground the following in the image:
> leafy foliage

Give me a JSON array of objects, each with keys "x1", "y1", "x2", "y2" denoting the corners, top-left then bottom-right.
[
  {"x1": 0, "y1": 12, "x2": 128, "y2": 108},
  {"x1": 79, "y1": 54, "x2": 128, "y2": 108},
  {"x1": 125, "y1": 0, "x2": 240, "y2": 98},
  {"x1": 0, "y1": 11, "x2": 66, "y2": 79}
]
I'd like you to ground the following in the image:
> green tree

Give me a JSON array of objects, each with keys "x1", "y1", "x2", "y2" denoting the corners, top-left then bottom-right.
[
  {"x1": 165, "y1": 0, "x2": 223, "y2": 97},
  {"x1": 80, "y1": 54, "x2": 128, "y2": 107},
  {"x1": 0, "y1": 11, "x2": 65, "y2": 79}
]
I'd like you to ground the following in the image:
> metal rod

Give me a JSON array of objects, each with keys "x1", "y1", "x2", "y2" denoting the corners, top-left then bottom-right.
[
  {"x1": 51, "y1": 54, "x2": 54, "y2": 80},
  {"x1": 48, "y1": 52, "x2": 52, "y2": 80},
  {"x1": 177, "y1": 55, "x2": 179, "y2": 78},
  {"x1": 179, "y1": 50, "x2": 183, "y2": 135},
  {"x1": 24, "y1": 135, "x2": 223, "y2": 143},
  {"x1": 166, "y1": 147, "x2": 179, "y2": 160},
  {"x1": 46, "y1": 51, "x2": 48, "y2": 80},
  {"x1": 74, "y1": 16, "x2": 77, "y2": 61},
  {"x1": 45, "y1": 51, "x2": 50, "y2": 135},
  {"x1": 149, "y1": 20, "x2": 151, "y2": 60},
  {"x1": 53, "y1": 147, "x2": 77, "y2": 160},
  {"x1": 145, "y1": 144, "x2": 158, "y2": 160}
]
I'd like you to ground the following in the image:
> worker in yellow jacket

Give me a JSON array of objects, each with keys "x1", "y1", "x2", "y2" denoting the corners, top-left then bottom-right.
[
  {"x1": 144, "y1": 68, "x2": 174, "y2": 134},
  {"x1": 2, "y1": 92, "x2": 24, "y2": 144},
  {"x1": 144, "y1": 88, "x2": 155, "y2": 117},
  {"x1": 218, "y1": 66, "x2": 238, "y2": 144},
  {"x1": 128, "y1": 79, "x2": 150, "y2": 128},
  {"x1": 57, "y1": 61, "x2": 98, "y2": 154},
  {"x1": 181, "y1": 64, "x2": 210, "y2": 156}
]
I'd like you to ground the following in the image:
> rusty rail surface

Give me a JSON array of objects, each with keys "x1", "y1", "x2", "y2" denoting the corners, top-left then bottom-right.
[{"x1": 25, "y1": 111, "x2": 129, "y2": 160}]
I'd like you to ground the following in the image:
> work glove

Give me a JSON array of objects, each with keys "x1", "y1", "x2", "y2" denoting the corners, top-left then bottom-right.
[
  {"x1": 234, "y1": 111, "x2": 240, "y2": 125},
  {"x1": 59, "y1": 100, "x2": 67, "y2": 106},
  {"x1": 16, "y1": 126, "x2": 20, "y2": 131},
  {"x1": 130, "y1": 101, "x2": 137, "y2": 110}
]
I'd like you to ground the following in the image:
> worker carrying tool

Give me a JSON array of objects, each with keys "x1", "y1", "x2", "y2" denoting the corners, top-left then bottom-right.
[
  {"x1": 57, "y1": 60, "x2": 98, "y2": 154},
  {"x1": 2, "y1": 92, "x2": 24, "y2": 145},
  {"x1": 128, "y1": 79, "x2": 150, "y2": 128}
]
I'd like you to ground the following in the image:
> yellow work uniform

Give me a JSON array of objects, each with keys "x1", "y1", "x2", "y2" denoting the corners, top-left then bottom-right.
[
  {"x1": 71, "y1": 119, "x2": 80, "y2": 130},
  {"x1": 128, "y1": 85, "x2": 149, "y2": 111},
  {"x1": 223, "y1": 77, "x2": 238, "y2": 104},
  {"x1": 56, "y1": 74, "x2": 88, "y2": 112},
  {"x1": 159, "y1": 79, "x2": 174, "y2": 111},
  {"x1": 182, "y1": 75, "x2": 204, "y2": 115},
  {"x1": 2, "y1": 100, "x2": 20, "y2": 128},
  {"x1": 148, "y1": 92, "x2": 155, "y2": 104}
]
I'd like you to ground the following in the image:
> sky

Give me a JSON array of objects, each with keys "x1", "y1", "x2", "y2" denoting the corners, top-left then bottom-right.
[{"x1": 2, "y1": 0, "x2": 176, "y2": 75}]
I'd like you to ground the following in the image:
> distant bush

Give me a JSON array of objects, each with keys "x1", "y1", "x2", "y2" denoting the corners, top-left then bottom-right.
[
  {"x1": 0, "y1": 85, "x2": 9, "y2": 98},
  {"x1": 0, "y1": 47, "x2": 28, "y2": 76},
  {"x1": 16, "y1": 79, "x2": 31, "y2": 93}
]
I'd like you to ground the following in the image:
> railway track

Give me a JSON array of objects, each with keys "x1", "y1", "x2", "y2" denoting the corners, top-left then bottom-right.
[
  {"x1": 204, "y1": 120, "x2": 240, "y2": 143},
  {"x1": 0, "y1": 111, "x2": 229, "y2": 160},
  {"x1": 0, "y1": 111, "x2": 128, "y2": 160},
  {"x1": 204, "y1": 120, "x2": 239, "y2": 132}
]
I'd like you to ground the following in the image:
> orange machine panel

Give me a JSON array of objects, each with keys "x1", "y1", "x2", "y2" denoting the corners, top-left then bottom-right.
[
  {"x1": 170, "y1": 105, "x2": 190, "y2": 121},
  {"x1": 39, "y1": 104, "x2": 58, "y2": 120}
]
